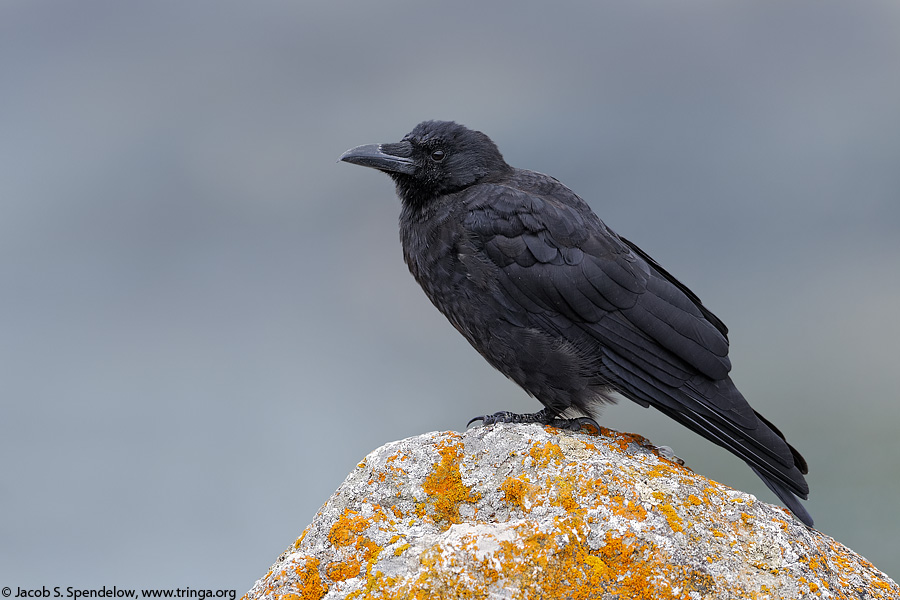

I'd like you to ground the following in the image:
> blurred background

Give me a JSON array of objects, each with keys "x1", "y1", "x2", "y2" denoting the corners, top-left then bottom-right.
[{"x1": 2, "y1": 0, "x2": 899, "y2": 591}]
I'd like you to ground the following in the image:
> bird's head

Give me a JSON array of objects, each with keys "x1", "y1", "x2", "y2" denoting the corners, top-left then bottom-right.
[{"x1": 340, "y1": 120, "x2": 511, "y2": 207}]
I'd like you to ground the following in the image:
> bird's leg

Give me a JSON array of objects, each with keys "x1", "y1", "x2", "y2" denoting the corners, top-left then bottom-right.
[{"x1": 467, "y1": 408, "x2": 600, "y2": 435}]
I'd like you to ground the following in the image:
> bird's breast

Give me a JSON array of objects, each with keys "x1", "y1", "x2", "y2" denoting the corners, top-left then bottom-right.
[{"x1": 401, "y1": 213, "x2": 508, "y2": 336}]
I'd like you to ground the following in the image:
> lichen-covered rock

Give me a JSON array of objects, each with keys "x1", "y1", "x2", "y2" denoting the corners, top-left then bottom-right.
[{"x1": 245, "y1": 424, "x2": 897, "y2": 600}]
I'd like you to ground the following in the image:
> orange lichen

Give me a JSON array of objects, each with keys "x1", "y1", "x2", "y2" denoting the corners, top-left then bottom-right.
[
  {"x1": 287, "y1": 557, "x2": 328, "y2": 600},
  {"x1": 375, "y1": 452, "x2": 411, "y2": 484},
  {"x1": 646, "y1": 462, "x2": 680, "y2": 479},
  {"x1": 589, "y1": 477, "x2": 650, "y2": 523},
  {"x1": 657, "y1": 503, "x2": 684, "y2": 533},
  {"x1": 327, "y1": 509, "x2": 369, "y2": 548},
  {"x1": 420, "y1": 439, "x2": 481, "y2": 526},
  {"x1": 548, "y1": 476, "x2": 580, "y2": 512},
  {"x1": 599, "y1": 428, "x2": 653, "y2": 454},
  {"x1": 325, "y1": 558, "x2": 361, "y2": 582},
  {"x1": 319, "y1": 504, "x2": 397, "y2": 596},
  {"x1": 500, "y1": 474, "x2": 537, "y2": 513},
  {"x1": 528, "y1": 440, "x2": 566, "y2": 468},
  {"x1": 358, "y1": 538, "x2": 383, "y2": 574},
  {"x1": 386, "y1": 491, "x2": 725, "y2": 600},
  {"x1": 293, "y1": 527, "x2": 310, "y2": 550},
  {"x1": 620, "y1": 498, "x2": 649, "y2": 521}
]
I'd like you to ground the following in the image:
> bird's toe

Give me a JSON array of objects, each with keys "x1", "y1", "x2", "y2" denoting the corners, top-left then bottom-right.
[{"x1": 548, "y1": 416, "x2": 601, "y2": 435}]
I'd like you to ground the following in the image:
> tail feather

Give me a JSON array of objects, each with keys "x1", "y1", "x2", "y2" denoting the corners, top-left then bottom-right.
[
  {"x1": 754, "y1": 410, "x2": 808, "y2": 474},
  {"x1": 751, "y1": 466, "x2": 814, "y2": 527},
  {"x1": 599, "y1": 351, "x2": 813, "y2": 525}
]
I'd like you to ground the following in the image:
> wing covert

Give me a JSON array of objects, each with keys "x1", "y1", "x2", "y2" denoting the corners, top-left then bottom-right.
[{"x1": 464, "y1": 182, "x2": 731, "y2": 383}]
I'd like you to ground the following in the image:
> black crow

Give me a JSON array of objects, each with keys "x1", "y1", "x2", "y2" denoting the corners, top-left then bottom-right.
[{"x1": 340, "y1": 120, "x2": 812, "y2": 526}]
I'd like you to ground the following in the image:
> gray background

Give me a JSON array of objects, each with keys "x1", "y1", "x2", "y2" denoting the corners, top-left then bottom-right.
[{"x1": 2, "y1": 0, "x2": 899, "y2": 592}]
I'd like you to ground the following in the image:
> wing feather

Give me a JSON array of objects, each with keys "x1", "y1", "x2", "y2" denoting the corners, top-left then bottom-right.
[
  {"x1": 456, "y1": 178, "x2": 809, "y2": 503},
  {"x1": 466, "y1": 183, "x2": 729, "y2": 382}
]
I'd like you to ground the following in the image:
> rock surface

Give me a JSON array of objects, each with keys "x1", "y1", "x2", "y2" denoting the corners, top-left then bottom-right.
[{"x1": 244, "y1": 424, "x2": 897, "y2": 599}]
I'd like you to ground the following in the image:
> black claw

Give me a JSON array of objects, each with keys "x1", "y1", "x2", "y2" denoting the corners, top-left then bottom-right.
[
  {"x1": 548, "y1": 416, "x2": 601, "y2": 435},
  {"x1": 467, "y1": 411, "x2": 519, "y2": 427},
  {"x1": 466, "y1": 410, "x2": 544, "y2": 428},
  {"x1": 466, "y1": 409, "x2": 599, "y2": 435}
]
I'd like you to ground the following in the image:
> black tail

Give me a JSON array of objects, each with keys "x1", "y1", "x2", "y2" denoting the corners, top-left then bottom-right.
[
  {"x1": 751, "y1": 466, "x2": 814, "y2": 526},
  {"x1": 601, "y1": 352, "x2": 813, "y2": 526},
  {"x1": 754, "y1": 409, "x2": 808, "y2": 475},
  {"x1": 656, "y1": 401, "x2": 814, "y2": 526}
]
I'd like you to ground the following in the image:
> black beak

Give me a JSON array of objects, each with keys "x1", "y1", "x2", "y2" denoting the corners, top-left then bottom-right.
[{"x1": 339, "y1": 142, "x2": 416, "y2": 175}]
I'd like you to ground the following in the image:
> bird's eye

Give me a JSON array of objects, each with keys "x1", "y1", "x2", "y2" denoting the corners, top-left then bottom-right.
[{"x1": 430, "y1": 149, "x2": 445, "y2": 162}]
